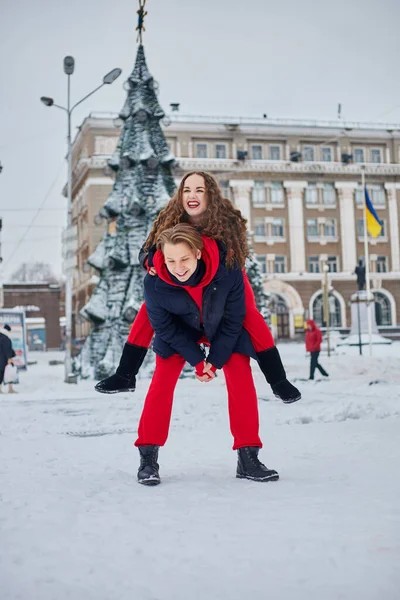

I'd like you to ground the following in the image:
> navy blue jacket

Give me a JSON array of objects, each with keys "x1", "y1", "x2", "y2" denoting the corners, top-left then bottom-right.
[{"x1": 143, "y1": 238, "x2": 256, "y2": 369}]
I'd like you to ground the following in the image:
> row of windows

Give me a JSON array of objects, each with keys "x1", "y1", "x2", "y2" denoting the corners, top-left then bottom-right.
[
  {"x1": 257, "y1": 255, "x2": 388, "y2": 275},
  {"x1": 193, "y1": 142, "x2": 385, "y2": 163},
  {"x1": 251, "y1": 182, "x2": 387, "y2": 207},
  {"x1": 254, "y1": 216, "x2": 387, "y2": 240}
]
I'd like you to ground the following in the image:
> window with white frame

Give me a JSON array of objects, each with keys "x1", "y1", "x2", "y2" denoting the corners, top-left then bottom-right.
[
  {"x1": 370, "y1": 148, "x2": 382, "y2": 163},
  {"x1": 327, "y1": 255, "x2": 338, "y2": 273},
  {"x1": 322, "y1": 183, "x2": 336, "y2": 205},
  {"x1": 272, "y1": 218, "x2": 285, "y2": 238},
  {"x1": 196, "y1": 143, "x2": 208, "y2": 158},
  {"x1": 374, "y1": 292, "x2": 392, "y2": 325},
  {"x1": 321, "y1": 147, "x2": 333, "y2": 162},
  {"x1": 270, "y1": 182, "x2": 284, "y2": 204},
  {"x1": 251, "y1": 145, "x2": 263, "y2": 160},
  {"x1": 252, "y1": 181, "x2": 266, "y2": 205},
  {"x1": 257, "y1": 255, "x2": 267, "y2": 274},
  {"x1": 353, "y1": 148, "x2": 365, "y2": 163},
  {"x1": 274, "y1": 256, "x2": 286, "y2": 273},
  {"x1": 303, "y1": 146, "x2": 315, "y2": 161},
  {"x1": 216, "y1": 144, "x2": 227, "y2": 159},
  {"x1": 269, "y1": 145, "x2": 281, "y2": 160},
  {"x1": 254, "y1": 218, "x2": 266, "y2": 237},
  {"x1": 305, "y1": 183, "x2": 318, "y2": 204},
  {"x1": 324, "y1": 218, "x2": 337, "y2": 237},
  {"x1": 376, "y1": 256, "x2": 388, "y2": 273},
  {"x1": 355, "y1": 184, "x2": 364, "y2": 205},
  {"x1": 370, "y1": 184, "x2": 385, "y2": 206},
  {"x1": 307, "y1": 218, "x2": 319, "y2": 237},
  {"x1": 357, "y1": 218, "x2": 385, "y2": 238},
  {"x1": 219, "y1": 180, "x2": 231, "y2": 200},
  {"x1": 308, "y1": 256, "x2": 320, "y2": 273}
]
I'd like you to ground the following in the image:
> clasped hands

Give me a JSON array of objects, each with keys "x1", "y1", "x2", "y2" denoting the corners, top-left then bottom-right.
[{"x1": 195, "y1": 360, "x2": 217, "y2": 383}]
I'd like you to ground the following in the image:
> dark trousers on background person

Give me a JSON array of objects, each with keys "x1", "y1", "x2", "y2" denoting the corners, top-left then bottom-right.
[
  {"x1": 309, "y1": 351, "x2": 329, "y2": 380},
  {"x1": 135, "y1": 352, "x2": 263, "y2": 450}
]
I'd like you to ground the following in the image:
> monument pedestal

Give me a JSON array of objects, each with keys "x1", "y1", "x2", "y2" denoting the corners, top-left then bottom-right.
[{"x1": 338, "y1": 291, "x2": 391, "y2": 346}]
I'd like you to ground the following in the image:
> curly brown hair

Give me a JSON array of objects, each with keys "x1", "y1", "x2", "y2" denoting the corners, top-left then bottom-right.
[{"x1": 144, "y1": 171, "x2": 249, "y2": 267}]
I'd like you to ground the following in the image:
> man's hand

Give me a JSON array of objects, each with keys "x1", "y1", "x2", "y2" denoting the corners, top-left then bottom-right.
[
  {"x1": 7, "y1": 358, "x2": 13, "y2": 365},
  {"x1": 195, "y1": 361, "x2": 216, "y2": 382},
  {"x1": 148, "y1": 267, "x2": 157, "y2": 276}
]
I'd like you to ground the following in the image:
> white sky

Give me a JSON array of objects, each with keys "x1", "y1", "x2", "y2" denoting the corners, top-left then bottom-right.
[{"x1": 1, "y1": 0, "x2": 400, "y2": 280}]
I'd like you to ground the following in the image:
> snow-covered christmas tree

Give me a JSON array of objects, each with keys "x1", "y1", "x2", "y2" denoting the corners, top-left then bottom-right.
[
  {"x1": 245, "y1": 241, "x2": 271, "y2": 321},
  {"x1": 78, "y1": 43, "x2": 175, "y2": 379}
]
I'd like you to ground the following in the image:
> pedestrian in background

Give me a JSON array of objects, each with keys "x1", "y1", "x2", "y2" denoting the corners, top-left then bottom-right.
[
  {"x1": 305, "y1": 319, "x2": 329, "y2": 380},
  {"x1": 0, "y1": 324, "x2": 17, "y2": 394}
]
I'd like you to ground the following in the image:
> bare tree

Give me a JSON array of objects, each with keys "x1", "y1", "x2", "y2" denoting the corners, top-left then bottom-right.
[{"x1": 10, "y1": 262, "x2": 60, "y2": 284}]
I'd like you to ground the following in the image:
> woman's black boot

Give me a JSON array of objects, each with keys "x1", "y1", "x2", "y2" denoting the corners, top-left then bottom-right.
[
  {"x1": 95, "y1": 343, "x2": 147, "y2": 394},
  {"x1": 256, "y1": 346, "x2": 301, "y2": 404}
]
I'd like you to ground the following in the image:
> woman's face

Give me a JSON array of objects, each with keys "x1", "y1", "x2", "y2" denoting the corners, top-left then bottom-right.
[
  {"x1": 182, "y1": 174, "x2": 208, "y2": 223},
  {"x1": 163, "y1": 242, "x2": 201, "y2": 282}
]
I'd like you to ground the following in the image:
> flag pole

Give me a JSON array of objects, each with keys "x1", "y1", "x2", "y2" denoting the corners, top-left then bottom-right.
[{"x1": 361, "y1": 166, "x2": 373, "y2": 355}]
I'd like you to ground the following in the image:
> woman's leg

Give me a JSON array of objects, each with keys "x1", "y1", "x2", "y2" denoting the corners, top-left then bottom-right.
[
  {"x1": 222, "y1": 353, "x2": 263, "y2": 450},
  {"x1": 127, "y1": 303, "x2": 154, "y2": 347},
  {"x1": 315, "y1": 352, "x2": 329, "y2": 377},
  {"x1": 243, "y1": 273, "x2": 275, "y2": 351},
  {"x1": 135, "y1": 354, "x2": 186, "y2": 447}
]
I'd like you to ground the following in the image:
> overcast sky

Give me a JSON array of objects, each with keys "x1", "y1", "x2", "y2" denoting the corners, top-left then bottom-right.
[{"x1": 1, "y1": 0, "x2": 400, "y2": 280}]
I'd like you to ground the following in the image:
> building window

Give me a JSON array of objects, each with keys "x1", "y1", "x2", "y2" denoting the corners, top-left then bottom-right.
[
  {"x1": 216, "y1": 144, "x2": 227, "y2": 159},
  {"x1": 257, "y1": 255, "x2": 267, "y2": 274},
  {"x1": 272, "y1": 218, "x2": 285, "y2": 238},
  {"x1": 251, "y1": 145, "x2": 263, "y2": 160},
  {"x1": 269, "y1": 145, "x2": 281, "y2": 160},
  {"x1": 355, "y1": 185, "x2": 364, "y2": 205},
  {"x1": 374, "y1": 292, "x2": 392, "y2": 326},
  {"x1": 308, "y1": 256, "x2": 320, "y2": 273},
  {"x1": 270, "y1": 182, "x2": 284, "y2": 204},
  {"x1": 274, "y1": 256, "x2": 286, "y2": 273},
  {"x1": 312, "y1": 293, "x2": 342, "y2": 328},
  {"x1": 327, "y1": 255, "x2": 338, "y2": 273},
  {"x1": 370, "y1": 148, "x2": 382, "y2": 163},
  {"x1": 219, "y1": 180, "x2": 231, "y2": 200},
  {"x1": 252, "y1": 181, "x2": 265, "y2": 206},
  {"x1": 353, "y1": 148, "x2": 365, "y2": 163},
  {"x1": 376, "y1": 256, "x2": 387, "y2": 273},
  {"x1": 322, "y1": 183, "x2": 336, "y2": 205},
  {"x1": 324, "y1": 218, "x2": 337, "y2": 238},
  {"x1": 196, "y1": 143, "x2": 208, "y2": 158},
  {"x1": 321, "y1": 147, "x2": 333, "y2": 162},
  {"x1": 305, "y1": 183, "x2": 318, "y2": 204},
  {"x1": 370, "y1": 184, "x2": 385, "y2": 206},
  {"x1": 254, "y1": 218, "x2": 266, "y2": 237},
  {"x1": 303, "y1": 146, "x2": 315, "y2": 161},
  {"x1": 307, "y1": 218, "x2": 319, "y2": 237}
]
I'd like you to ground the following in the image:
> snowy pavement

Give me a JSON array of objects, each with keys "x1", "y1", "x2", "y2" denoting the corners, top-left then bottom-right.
[{"x1": 1, "y1": 344, "x2": 400, "y2": 600}]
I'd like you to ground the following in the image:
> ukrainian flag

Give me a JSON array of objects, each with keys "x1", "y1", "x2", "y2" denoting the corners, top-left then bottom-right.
[{"x1": 365, "y1": 186, "x2": 383, "y2": 238}]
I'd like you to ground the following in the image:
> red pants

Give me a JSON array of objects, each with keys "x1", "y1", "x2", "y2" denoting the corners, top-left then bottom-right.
[
  {"x1": 135, "y1": 352, "x2": 262, "y2": 450},
  {"x1": 128, "y1": 272, "x2": 274, "y2": 352}
]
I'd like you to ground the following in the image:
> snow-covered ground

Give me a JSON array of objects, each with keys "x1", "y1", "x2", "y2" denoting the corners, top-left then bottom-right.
[{"x1": 1, "y1": 343, "x2": 400, "y2": 600}]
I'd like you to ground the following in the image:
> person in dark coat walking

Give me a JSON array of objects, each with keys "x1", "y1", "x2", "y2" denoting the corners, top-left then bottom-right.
[
  {"x1": 305, "y1": 319, "x2": 329, "y2": 380},
  {"x1": 96, "y1": 171, "x2": 300, "y2": 404},
  {"x1": 135, "y1": 224, "x2": 279, "y2": 486},
  {"x1": 0, "y1": 324, "x2": 17, "y2": 394}
]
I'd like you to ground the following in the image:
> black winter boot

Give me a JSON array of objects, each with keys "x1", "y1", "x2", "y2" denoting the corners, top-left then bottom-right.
[
  {"x1": 94, "y1": 343, "x2": 147, "y2": 394},
  {"x1": 137, "y1": 445, "x2": 161, "y2": 486},
  {"x1": 256, "y1": 347, "x2": 301, "y2": 404},
  {"x1": 236, "y1": 447, "x2": 279, "y2": 482}
]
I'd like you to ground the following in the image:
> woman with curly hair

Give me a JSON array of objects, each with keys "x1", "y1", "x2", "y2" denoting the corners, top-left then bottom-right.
[
  {"x1": 95, "y1": 171, "x2": 301, "y2": 403},
  {"x1": 135, "y1": 223, "x2": 279, "y2": 485}
]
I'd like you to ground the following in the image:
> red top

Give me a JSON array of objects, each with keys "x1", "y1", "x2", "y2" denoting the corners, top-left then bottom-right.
[{"x1": 305, "y1": 319, "x2": 323, "y2": 352}]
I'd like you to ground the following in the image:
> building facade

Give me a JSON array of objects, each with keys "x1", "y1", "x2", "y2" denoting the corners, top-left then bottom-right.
[{"x1": 67, "y1": 112, "x2": 400, "y2": 339}]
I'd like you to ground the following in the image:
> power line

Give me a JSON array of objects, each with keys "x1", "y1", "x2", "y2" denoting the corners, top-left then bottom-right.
[{"x1": 2, "y1": 160, "x2": 66, "y2": 269}]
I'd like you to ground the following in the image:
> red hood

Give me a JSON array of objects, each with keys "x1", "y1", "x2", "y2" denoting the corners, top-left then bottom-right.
[
  {"x1": 153, "y1": 236, "x2": 220, "y2": 288},
  {"x1": 306, "y1": 319, "x2": 318, "y2": 330}
]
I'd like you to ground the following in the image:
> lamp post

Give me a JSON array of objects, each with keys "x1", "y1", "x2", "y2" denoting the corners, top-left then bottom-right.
[
  {"x1": 322, "y1": 263, "x2": 331, "y2": 358},
  {"x1": 41, "y1": 58, "x2": 121, "y2": 383}
]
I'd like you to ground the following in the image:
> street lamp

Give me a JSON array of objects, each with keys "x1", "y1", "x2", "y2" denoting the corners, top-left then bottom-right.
[{"x1": 41, "y1": 58, "x2": 121, "y2": 383}]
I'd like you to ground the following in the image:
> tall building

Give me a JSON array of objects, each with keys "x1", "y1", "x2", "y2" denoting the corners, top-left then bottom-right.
[{"x1": 66, "y1": 112, "x2": 400, "y2": 340}]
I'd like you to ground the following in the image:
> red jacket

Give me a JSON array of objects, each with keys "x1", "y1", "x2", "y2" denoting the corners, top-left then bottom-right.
[{"x1": 305, "y1": 319, "x2": 322, "y2": 352}]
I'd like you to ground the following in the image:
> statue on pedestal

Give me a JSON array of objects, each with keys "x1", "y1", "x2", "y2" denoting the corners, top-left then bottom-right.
[{"x1": 354, "y1": 259, "x2": 366, "y2": 291}]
